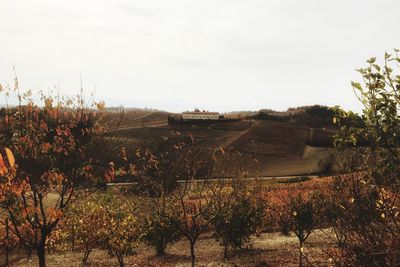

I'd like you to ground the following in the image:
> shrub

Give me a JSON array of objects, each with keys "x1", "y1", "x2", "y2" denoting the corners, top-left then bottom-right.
[
  {"x1": 212, "y1": 190, "x2": 265, "y2": 259},
  {"x1": 141, "y1": 209, "x2": 181, "y2": 255},
  {"x1": 62, "y1": 199, "x2": 109, "y2": 263},
  {"x1": 0, "y1": 80, "x2": 105, "y2": 267},
  {"x1": 329, "y1": 50, "x2": 400, "y2": 266},
  {"x1": 159, "y1": 178, "x2": 237, "y2": 267},
  {"x1": 276, "y1": 191, "x2": 325, "y2": 267},
  {"x1": 103, "y1": 203, "x2": 139, "y2": 267},
  {"x1": 61, "y1": 194, "x2": 140, "y2": 266}
]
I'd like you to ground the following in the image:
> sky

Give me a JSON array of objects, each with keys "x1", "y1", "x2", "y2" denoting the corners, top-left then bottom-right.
[{"x1": 0, "y1": 0, "x2": 399, "y2": 113}]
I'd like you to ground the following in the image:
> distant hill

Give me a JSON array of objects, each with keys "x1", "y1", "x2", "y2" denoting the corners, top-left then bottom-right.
[
  {"x1": 97, "y1": 107, "x2": 338, "y2": 180},
  {"x1": 256, "y1": 105, "x2": 336, "y2": 128},
  {"x1": 103, "y1": 109, "x2": 172, "y2": 130}
]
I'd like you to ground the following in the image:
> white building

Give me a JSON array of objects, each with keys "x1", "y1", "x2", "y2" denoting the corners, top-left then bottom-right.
[{"x1": 182, "y1": 111, "x2": 220, "y2": 120}]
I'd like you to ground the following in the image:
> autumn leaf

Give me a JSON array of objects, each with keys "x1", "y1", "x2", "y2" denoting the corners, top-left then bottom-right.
[
  {"x1": 189, "y1": 133, "x2": 195, "y2": 144},
  {"x1": 4, "y1": 148, "x2": 15, "y2": 168},
  {"x1": 44, "y1": 97, "x2": 53, "y2": 109},
  {"x1": 96, "y1": 101, "x2": 106, "y2": 111},
  {"x1": 0, "y1": 153, "x2": 7, "y2": 176}
]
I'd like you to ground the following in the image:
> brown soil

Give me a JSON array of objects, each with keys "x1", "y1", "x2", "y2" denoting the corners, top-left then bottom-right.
[
  {"x1": 9, "y1": 230, "x2": 333, "y2": 267},
  {"x1": 98, "y1": 117, "x2": 335, "y2": 178}
]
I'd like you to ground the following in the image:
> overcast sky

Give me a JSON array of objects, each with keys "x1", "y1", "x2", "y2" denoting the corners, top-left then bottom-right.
[{"x1": 0, "y1": 0, "x2": 399, "y2": 112}]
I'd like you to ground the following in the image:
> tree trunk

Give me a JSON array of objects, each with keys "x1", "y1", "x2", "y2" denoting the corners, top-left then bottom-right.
[
  {"x1": 37, "y1": 243, "x2": 46, "y2": 267},
  {"x1": 71, "y1": 226, "x2": 75, "y2": 251},
  {"x1": 5, "y1": 246, "x2": 9, "y2": 267},
  {"x1": 223, "y1": 243, "x2": 228, "y2": 260},
  {"x1": 189, "y1": 240, "x2": 196, "y2": 267},
  {"x1": 117, "y1": 254, "x2": 124, "y2": 267},
  {"x1": 82, "y1": 245, "x2": 92, "y2": 263},
  {"x1": 28, "y1": 247, "x2": 33, "y2": 258},
  {"x1": 156, "y1": 238, "x2": 166, "y2": 255},
  {"x1": 5, "y1": 219, "x2": 9, "y2": 266},
  {"x1": 298, "y1": 240, "x2": 303, "y2": 267}
]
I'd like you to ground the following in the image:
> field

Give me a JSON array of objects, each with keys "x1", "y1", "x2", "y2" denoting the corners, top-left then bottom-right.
[
  {"x1": 101, "y1": 110, "x2": 336, "y2": 178},
  {"x1": 104, "y1": 109, "x2": 171, "y2": 131}
]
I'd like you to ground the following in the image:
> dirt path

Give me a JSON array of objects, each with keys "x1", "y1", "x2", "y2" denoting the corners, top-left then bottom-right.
[
  {"x1": 11, "y1": 230, "x2": 333, "y2": 267},
  {"x1": 106, "y1": 175, "x2": 319, "y2": 188},
  {"x1": 212, "y1": 121, "x2": 261, "y2": 155},
  {"x1": 108, "y1": 122, "x2": 168, "y2": 133},
  {"x1": 107, "y1": 112, "x2": 163, "y2": 132}
]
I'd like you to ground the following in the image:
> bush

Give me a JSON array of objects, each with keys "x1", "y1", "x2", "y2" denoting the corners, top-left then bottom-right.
[
  {"x1": 325, "y1": 174, "x2": 400, "y2": 266},
  {"x1": 0, "y1": 83, "x2": 106, "y2": 267},
  {"x1": 62, "y1": 194, "x2": 140, "y2": 266},
  {"x1": 62, "y1": 198, "x2": 109, "y2": 263},
  {"x1": 328, "y1": 50, "x2": 400, "y2": 266},
  {"x1": 103, "y1": 202, "x2": 139, "y2": 267},
  {"x1": 212, "y1": 192, "x2": 264, "y2": 259},
  {"x1": 276, "y1": 191, "x2": 326, "y2": 267},
  {"x1": 141, "y1": 210, "x2": 181, "y2": 255}
]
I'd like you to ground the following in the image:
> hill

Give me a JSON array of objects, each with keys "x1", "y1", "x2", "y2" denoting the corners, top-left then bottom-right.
[{"x1": 99, "y1": 108, "x2": 337, "y2": 179}]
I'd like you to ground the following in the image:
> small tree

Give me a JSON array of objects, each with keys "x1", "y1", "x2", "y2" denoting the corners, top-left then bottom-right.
[
  {"x1": 212, "y1": 180, "x2": 265, "y2": 259},
  {"x1": 117, "y1": 131, "x2": 212, "y2": 264},
  {"x1": 157, "y1": 166, "x2": 236, "y2": 267},
  {"x1": 102, "y1": 195, "x2": 140, "y2": 267},
  {"x1": 328, "y1": 50, "x2": 400, "y2": 266},
  {"x1": 0, "y1": 147, "x2": 16, "y2": 266},
  {"x1": 62, "y1": 198, "x2": 109, "y2": 263},
  {"x1": 163, "y1": 179, "x2": 221, "y2": 267},
  {"x1": 277, "y1": 191, "x2": 324, "y2": 267},
  {"x1": 0, "y1": 80, "x2": 105, "y2": 267},
  {"x1": 141, "y1": 208, "x2": 181, "y2": 255},
  {"x1": 116, "y1": 137, "x2": 184, "y2": 255},
  {"x1": 150, "y1": 144, "x2": 248, "y2": 267},
  {"x1": 62, "y1": 193, "x2": 140, "y2": 266}
]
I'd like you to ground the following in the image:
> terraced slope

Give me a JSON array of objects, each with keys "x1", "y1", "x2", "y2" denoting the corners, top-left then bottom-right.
[{"x1": 98, "y1": 114, "x2": 334, "y2": 179}]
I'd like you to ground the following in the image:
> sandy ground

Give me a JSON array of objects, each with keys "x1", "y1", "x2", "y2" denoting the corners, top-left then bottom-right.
[{"x1": 8, "y1": 230, "x2": 333, "y2": 267}]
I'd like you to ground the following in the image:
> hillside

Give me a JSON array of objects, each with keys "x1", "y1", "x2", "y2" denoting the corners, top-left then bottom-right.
[{"x1": 99, "y1": 109, "x2": 337, "y2": 179}]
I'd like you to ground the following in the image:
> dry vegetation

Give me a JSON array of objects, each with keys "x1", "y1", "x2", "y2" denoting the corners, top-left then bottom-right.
[{"x1": 4, "y1": 178, "x2": 335, "y2": 267}]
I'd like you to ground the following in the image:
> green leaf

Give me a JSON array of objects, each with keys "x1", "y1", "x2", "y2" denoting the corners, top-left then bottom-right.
[
  {"x1": 351, "y1": 81, "x2": 363, "y2": 91},
  {"x1": 385, "y1": 52, "x2": 391, "y2": 60},
  {"x1": 367, "y1": 57, "x2": 376, "y2": 64},
  {"x1": 373, "y1": 64, "x2": 381, "y2": 71}
]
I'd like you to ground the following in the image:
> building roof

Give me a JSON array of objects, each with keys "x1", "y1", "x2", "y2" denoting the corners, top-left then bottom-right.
[{"x1": 182, "y1": 111, "x2": 219, "y2": 115}]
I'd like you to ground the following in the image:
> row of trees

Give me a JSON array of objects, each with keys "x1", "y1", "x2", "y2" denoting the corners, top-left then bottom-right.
[
  {"x1": 59, "y1": 179, "x2": 332, "y2": 267},
  {"x1": 2, "y1": 175, "x2": 331, "y2": 267},
  {"x1": 1, "y1": 178, "x2": 267, "y2": 267}
]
